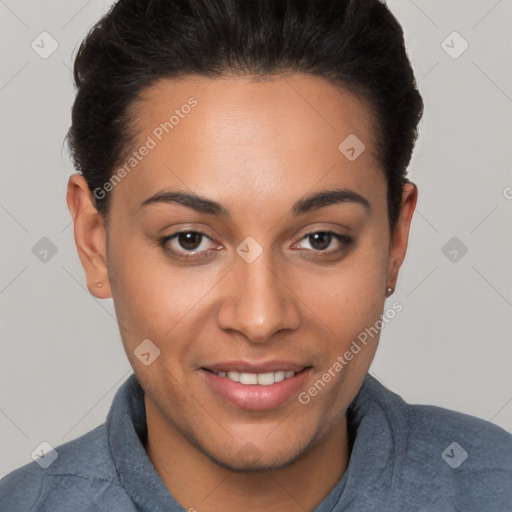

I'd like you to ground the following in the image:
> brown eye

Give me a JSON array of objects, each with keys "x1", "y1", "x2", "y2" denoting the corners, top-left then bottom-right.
[
  {"x1": 293, "y1": 230, "x2": 354, "y2": 261},
  {"x1": 298, "y1": 231, "x2": 351, "y2": 252},
  {"x1": 308, "y1": 232, "x2": 332, "y2": 251},
  {"x1": 159, "y1": 230, "x2": 220, "y2": 262},
  {"x1": 176, "y1": 232, "x2": 203, "y2": 251}
]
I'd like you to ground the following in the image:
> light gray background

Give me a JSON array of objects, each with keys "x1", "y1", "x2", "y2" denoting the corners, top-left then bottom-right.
[{"x1": 1, "y1": 0, "x2": 511, "y2": 477}]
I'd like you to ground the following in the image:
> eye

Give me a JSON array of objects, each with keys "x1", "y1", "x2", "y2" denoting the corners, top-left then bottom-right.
[
  {"x1": 159, "y1": 229, "x2": 353, "y2": 263},
  {"x1": 293, "y1": 231, "x2": 353, "y2": 259},
  {"x1": 159, "y1": 230, "x2": 219, "y2": 261}
]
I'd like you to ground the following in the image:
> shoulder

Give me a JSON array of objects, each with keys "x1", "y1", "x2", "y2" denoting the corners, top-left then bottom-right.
[
  {"x1": 0, "y1": 424, "x2": 135, "y2": 512},
  {"x1": 393, "y1": 388, "x2": 512, "y2": 510},
  {"x1": 403, "y1": 400, "x2": 512, "y2": 471}
]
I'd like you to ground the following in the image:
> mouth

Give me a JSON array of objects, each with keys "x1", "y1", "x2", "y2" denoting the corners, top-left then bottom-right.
[
  {"x1": 203, "y1": 368, "x2": 301, "y2": 386},
  {"x1": 199, "y1": 363, "x2": 313, "y2": 411}
]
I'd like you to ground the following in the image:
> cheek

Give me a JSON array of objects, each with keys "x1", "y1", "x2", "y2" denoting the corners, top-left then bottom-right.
[
  {"x1": 300, "y1": 234, "x2": 389, "y2": 400},
  {"x1": 108, "y1": 242, "x2": 180, "y2": 339},
  {"x1": 307, "y1": 238, "x2": 388, "y2": 335},
  {"x1": 108, "y1": 241, "x2": 222, "y2": 347}
]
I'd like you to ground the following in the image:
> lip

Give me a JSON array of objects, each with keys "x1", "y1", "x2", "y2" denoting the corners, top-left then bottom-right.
[
  {"x1": 202, "y1": 360, "x2": 309, "y2": 373},
  {"x1": 200, "y1": 365, "x2": 312, "y2": 411}
]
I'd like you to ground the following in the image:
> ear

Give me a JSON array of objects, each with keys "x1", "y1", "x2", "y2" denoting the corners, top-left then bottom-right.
[
  {"x1": 386, "y1": 181, "x2": 418, "y2": 292},
  {"x1": 66, "y1": 173, "x2": 112, "y2": 298}
]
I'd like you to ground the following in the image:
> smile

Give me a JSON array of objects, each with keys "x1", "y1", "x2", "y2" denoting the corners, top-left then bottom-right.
[
  {"x1": 200, "y1": 366, "x2": 312, "y2": 410},
  {"x1": 212, "y1": 370, "x2": 297, "y2": 386}
]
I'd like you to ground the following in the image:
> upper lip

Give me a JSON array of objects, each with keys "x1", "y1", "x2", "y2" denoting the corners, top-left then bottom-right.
[{"x1": 202, "y1": 360, "x2": 310, "y2": 374}]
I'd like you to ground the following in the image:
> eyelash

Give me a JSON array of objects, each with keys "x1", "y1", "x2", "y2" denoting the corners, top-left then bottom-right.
[{"x1": 159, "y1": 230, "x2": 354, "y2": 262}]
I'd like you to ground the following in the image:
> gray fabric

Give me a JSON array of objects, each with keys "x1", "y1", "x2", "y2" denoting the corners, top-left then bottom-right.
[{"x1": 1, "y1": 372, "x2": 511, "y2": 511}]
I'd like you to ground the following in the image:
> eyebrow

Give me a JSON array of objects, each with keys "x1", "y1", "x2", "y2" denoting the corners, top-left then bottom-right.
[{"x1": 139, "y1": 187, "x2": 371, "y2": 217}]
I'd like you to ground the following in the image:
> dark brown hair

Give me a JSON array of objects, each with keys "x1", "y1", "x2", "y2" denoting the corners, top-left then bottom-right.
[{"x1": 66, "y1": 0, "x2": 423, "y2": 230}]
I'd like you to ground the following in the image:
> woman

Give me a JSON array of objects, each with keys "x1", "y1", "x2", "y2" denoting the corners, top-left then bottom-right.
[{"x1": 1, "y1": 0, "x2": 510, "y2": 510}]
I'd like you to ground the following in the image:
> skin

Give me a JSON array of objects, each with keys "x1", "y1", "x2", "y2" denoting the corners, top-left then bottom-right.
[{"x1": 67, "y1": 73, "x2": 417, "y2": 511}]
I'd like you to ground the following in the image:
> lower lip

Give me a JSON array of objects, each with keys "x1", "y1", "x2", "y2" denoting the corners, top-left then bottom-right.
[{"x1": 200, "y1": 368, "x2": 312, "y2": 411}]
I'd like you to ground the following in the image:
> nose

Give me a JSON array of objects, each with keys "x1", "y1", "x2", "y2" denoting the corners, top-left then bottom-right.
[{"x1": 217, "y1": 249, "x2": 302, "y2": 344}]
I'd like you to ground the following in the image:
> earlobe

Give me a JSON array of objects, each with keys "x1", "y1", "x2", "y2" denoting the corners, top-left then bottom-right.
[
  {"x1": 66, "y1": 174, "x2": 112, "y2": 298},
  {"x1": 386, "y1": 182, "x2": 418, "y2": 293}
]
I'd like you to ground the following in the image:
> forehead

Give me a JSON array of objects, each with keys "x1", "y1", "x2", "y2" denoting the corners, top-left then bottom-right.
[{"x1": 111, "y1": 73, "x2": 384, "y2": 215}]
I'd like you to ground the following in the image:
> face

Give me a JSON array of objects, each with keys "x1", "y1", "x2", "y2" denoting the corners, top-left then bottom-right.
[{"x1": 68, "y1": 73, "x2": 416, "y2": 471}]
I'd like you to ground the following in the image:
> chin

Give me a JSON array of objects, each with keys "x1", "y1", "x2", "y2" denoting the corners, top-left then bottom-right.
[{"x1": 198, "y1": 438, "x2": 314, "y2": 473}]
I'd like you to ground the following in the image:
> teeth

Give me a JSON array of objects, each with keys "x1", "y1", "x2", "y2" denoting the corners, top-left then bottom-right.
[
  {"x1": 240, "y1": 373, "x2": 258, "y2": 385},
  {"x1": 227, "y1": 371, "x2": 240, "y2": 382},
  {"x1": 257, "y1": 372, "x2": 275, "y2": 385},
  {"x1": 217, "y1": 370, "x2": 298, "y2": 385},
  {"x1": 274, "y1": 371, "x2": 285, "y2": 383}
]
